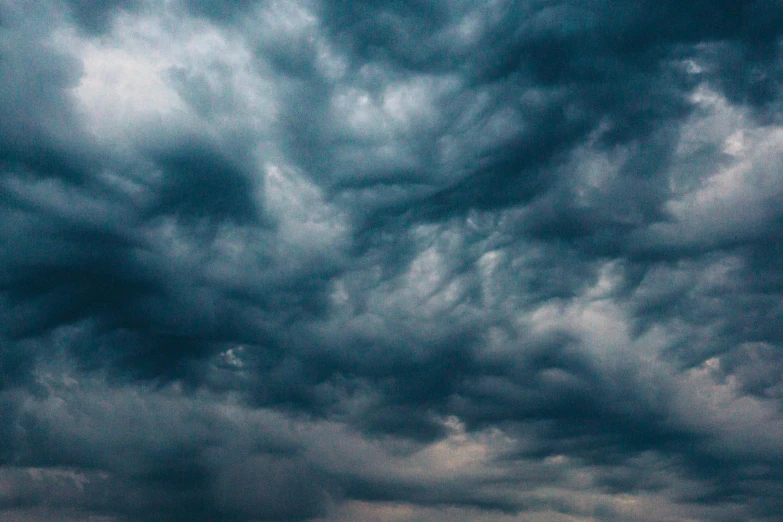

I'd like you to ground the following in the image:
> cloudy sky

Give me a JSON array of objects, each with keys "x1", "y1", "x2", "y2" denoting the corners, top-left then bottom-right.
[{"x1": 1, "y1": 1, "x2": 783, "y2": 521}]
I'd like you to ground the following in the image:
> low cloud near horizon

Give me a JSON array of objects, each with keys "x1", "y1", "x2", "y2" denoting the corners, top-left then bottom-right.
[{"x1": 2, "y1": 1, "x2": 783, "y2": 521}]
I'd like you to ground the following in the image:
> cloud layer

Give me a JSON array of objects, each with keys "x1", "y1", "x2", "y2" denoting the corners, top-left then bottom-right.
[{"x1": 1, "y1": 0, "x2": 783, "y2": 520}]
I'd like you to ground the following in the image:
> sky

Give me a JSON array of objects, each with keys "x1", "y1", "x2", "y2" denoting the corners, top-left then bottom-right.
[{"x1": 1, "y1": 1, "x2": 783, "y2": 521}]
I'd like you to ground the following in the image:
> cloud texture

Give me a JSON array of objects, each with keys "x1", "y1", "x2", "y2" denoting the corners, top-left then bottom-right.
[{"x1": 1, "y1": 0, "x2": 783, "y2": 520}]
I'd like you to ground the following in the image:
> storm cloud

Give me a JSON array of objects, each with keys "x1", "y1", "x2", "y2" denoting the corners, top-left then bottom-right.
[{"x1": 1, "y1": 0, "x2": 783, "y2": 520}]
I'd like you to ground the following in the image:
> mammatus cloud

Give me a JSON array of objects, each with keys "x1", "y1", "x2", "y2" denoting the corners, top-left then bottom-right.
[{"x1": 1, "y1": 0, "x2": 783, "y2": 520}]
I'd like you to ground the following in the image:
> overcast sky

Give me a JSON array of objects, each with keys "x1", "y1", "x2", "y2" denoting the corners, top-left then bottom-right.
[{"x1": 1, "y1": 1, "x2": 783, "y2": 521}]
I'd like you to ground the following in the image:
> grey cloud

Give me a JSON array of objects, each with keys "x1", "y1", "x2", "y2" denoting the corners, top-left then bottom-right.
[
  {"x1": 147, "y1": 136, "x2": 262, "y2": 224},
  {"x1": 0, "y1": 4, "x2": 95, "y2": 182},
  {"x1": 181, "y1": 0, "x2": 258, "y2": 23},
  {"x1": 2, "y1": 0, "x2": 783, "y2": 521},
  {"x1": 65, "y1": 0, "x2": 142, "y2": 34},
  {"x1": 3, "y1": 376, "x2": 331, "y2": 521}
]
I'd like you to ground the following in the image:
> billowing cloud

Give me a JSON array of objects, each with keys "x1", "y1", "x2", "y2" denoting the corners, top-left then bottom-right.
[{"x1": 2, "y1": 0, "x2": 783, "y2": 521}]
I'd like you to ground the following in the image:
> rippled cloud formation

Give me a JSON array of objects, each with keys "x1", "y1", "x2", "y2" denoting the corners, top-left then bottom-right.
[{"x1": 1, "y1": 1, "x2": 783, "y2": 521}]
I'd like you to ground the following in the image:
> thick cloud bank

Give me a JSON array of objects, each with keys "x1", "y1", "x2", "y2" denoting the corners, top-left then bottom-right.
[{"x1": 1, "y1": 1, "x2": 783, "y2": 521}]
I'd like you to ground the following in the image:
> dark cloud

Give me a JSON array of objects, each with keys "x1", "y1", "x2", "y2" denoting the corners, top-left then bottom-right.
[
  {"x1": 147, "y1": 136, "x2": 262, "y2": 224},
  {"x1": 180, "y1": 0, "x2": 259, "y2": 23},
  {"x1": 0, "y1": 4, "x2": 94, "y2": 182},
  {"x1": 2, "y1": 0, "x2": 783, "y2": 521},
  {"x1": 65, "y1": 0, "x2": 142, "y2": 34}
]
